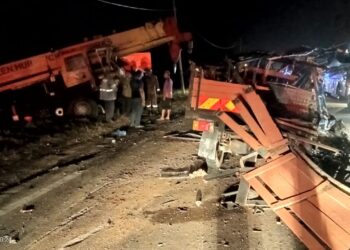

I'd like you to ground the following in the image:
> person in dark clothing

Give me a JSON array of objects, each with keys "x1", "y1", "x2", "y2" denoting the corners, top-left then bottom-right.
[
  {"x1": 143, "y1": 68, "x2": 160, "y2": 109},
  {"x1": 129, "y1": 70, "x2": 145, "y2": 128},
  {"x1": 119, "y1": 71, "x2": 132, "y2": 116},
  {"x1": 99, "y1": 73, "x2": 118, "y2": 122}
]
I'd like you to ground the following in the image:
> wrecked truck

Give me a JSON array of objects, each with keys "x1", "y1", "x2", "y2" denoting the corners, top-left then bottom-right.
[{"x1": 187, "y1": 65, "x2": 350, "y2": 249}]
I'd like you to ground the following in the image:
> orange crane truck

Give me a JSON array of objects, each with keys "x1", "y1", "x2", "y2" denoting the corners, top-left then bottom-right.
[{"x1": 0, "y1": 18, "x2": 191, "y2": 124}]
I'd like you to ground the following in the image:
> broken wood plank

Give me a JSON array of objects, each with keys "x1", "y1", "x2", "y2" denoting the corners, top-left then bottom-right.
[
  {"x1": 275, "y1": 119, "x2": 318, "y2": 136},
  {"x1": 59, "y1": 224, "x2": 106, "y2": 249},
  {"x1": 287, "y1": 133, "x2": 341, "y2": 154}
]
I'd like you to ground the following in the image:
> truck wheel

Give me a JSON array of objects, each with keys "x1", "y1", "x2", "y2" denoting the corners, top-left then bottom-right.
[
  {"x1": 205, "y1": 143, "x2": 225, "y2": 171},
  {"x1": 68, "y1": 98, "x2": 98, "y2": 119}
]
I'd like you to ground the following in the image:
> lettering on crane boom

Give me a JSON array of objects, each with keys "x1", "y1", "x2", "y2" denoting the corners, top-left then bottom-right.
[{"x1": 0, "y1": 60, "x2": 33, "y2": 76}]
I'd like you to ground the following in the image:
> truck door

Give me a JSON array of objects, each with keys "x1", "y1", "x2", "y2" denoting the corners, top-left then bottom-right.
[{"x1": 61, "y1": 53, "x2": 93, "y2": 88}]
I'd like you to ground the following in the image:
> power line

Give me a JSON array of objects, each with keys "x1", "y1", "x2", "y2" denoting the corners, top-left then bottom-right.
[
  {"x1": 196, "y1": 33, "x2": 238, "y2": 50},
  {"x1": 96, "y1": 0, "x2": 172, "y2": 12}
]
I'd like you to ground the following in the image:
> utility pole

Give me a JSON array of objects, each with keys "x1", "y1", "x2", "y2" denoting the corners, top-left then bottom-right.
[{"x1": 173, "y1": 0, "x2": 186, "y2": 94}]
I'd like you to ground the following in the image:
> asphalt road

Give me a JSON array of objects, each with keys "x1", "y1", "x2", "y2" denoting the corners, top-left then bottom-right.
[{"x1": 327, "y1": 98, "x2": 350, "y2": 125}]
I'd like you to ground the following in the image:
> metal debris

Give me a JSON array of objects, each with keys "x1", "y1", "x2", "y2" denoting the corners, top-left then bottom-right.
[
  {"x1": 163, "y1": 130, "x2": 202, "y2": 142},
  {"x1": 20, "y1": 204, "x2": 35, "y2": 213}
]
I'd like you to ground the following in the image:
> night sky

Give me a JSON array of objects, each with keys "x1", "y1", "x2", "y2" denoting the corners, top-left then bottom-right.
[{"x1": 1, "y1": 0, "x2": 350, "y2": 65}]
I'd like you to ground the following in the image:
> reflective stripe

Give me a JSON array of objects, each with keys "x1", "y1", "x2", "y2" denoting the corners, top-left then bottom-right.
[
  {"x1": 199, "y1": 98, "x2": 220, "y2": 109},
  {"x1": 100, "y1": 89, "x2": 114, "y2": 92},
  {"x1": 198, "y1": 96, "x2": 236, "y2": 112},
  {"x1": 225, "y1": 101, "x2": 235, "y2": 111}
]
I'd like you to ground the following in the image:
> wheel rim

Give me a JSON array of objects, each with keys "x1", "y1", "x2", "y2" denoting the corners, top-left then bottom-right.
[
  {"x1": 206, "y1": 142, "x2": 225, "y2": 169},
  {"x1": 73, "y1": 101, "x2": 91, "y2": 116}
]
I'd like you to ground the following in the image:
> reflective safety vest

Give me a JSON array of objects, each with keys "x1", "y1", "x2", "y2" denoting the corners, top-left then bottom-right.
[{"x1": 99, "y1": 78, "x2": 118, "y2": 101}]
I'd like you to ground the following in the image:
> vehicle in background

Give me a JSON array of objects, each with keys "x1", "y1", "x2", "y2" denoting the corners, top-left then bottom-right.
[{"x1": 0, "y1": 18, "x2": 192, "y2": 125}]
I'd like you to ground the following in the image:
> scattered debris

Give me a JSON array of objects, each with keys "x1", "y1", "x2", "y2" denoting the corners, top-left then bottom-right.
[
  {"x1": 286, "y1": 132, "x2": 341, "y2": 154},
  {"x1": 1, "y1": 230, "x2": 20, "y2": 244},
  {"x1": 218, "y1": 239, "x2": 230, "y2": 247},
  {"x1": 30, "y1": 207, "x2": 93, "y2": 247},
  {"x1": 107, "y1": 218, "x2": 113, "y2": 225},
  {"x1": 252, "y1": 227, "x2": 262, "y2": 232},
  {"x1": 20, "y1": 204, "x2": 35, "y2": 213},
  {"x1": 189, "y1": 169, "x2": 207, "y2": 179},
  {"x1": 195, "y1": 189, "x2": 202, "y2": 207},
  {"x1": 111, "y1": 129, "x2": 127, "y2": 137},
  {"x1": 158, "y1": 242, "x2": 164, "y2": 247},
  {"x1": 253, "y1": 206, "x2": 265, "y2": 214},
  {"x1": 220, "y1": 201, "x2": 238, "y2": 210},
  {"x1": 163, "y1": 130, "x2": 201, "y2": 142},
  {"x1": 160, "y1": 167, "x2": 189, "y2": 178},
  {"x1": 59, "y1": 224, "x2": 106, "y2": 249},
  {"x1": 160, "y1": 199, "x2": 176, "y2": 206},
  {"x1": 276, "y1": 217, "x2": 281, "y2": 225},
  {"x1": 177, "y1": 207, "x2": 189, "y2": 212},
  {"x1": 221, "y1": 190, "x2": 238, "y2": 198}
]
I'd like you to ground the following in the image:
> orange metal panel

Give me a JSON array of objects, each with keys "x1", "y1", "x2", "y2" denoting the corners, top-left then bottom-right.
[
  {"x1": 271, "y1": 181, "x2": 329, "y2": 210},
  {"x1": 260, "y1": 157, "x2": 323, "y2": 199},
  {"x1": 217, "y1": 112, "x2": 264, "y2": 154},
  {"x1": 244, "y1": 153, "x2": 296, "y2": 180},
  {"x1": 0, "y1": 73, "x2": 50, "y2": 92},
  {"x1": 326, "y1": 187, "x2": 350, "y2": 208},
  {"x1": 291, "y1": 200, "x2": 350, "y2": 249},
  {"x1": 249, "y1": 178, "x2": 325, "y2": 249},
  {"x1": 245, "y1": 152, "x2": 350, "y2": 249},
  {"x1": 191, "y1": 77, "x2": 247, "y2": 108},
  {"x1": 234, "y1": 98, "x2": 272, "y2": 147},
  {"x1": 309, "y1": 191, "x2": 350, "y2": 235},
  {"x1": 243, "y1": 89, "x2": 283, "y2": 144},
  {"x1": 0, "y1": 55, "x2": 51, "y2": 84},
  {"x1": 293, "y1": 156, "x2": 324, "y2": 185}
]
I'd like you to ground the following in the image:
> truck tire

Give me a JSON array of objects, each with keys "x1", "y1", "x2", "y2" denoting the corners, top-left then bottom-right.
[
  {"x1": 68, "y1": 98, "x2": 98, "y2": 119},
  {"x1": 205, "y1": 143, "x2": 225, "y2": 171}
]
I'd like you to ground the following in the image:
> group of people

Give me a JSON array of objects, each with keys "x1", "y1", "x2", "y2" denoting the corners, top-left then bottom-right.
[{"x1": 98, "y1": 66, "x2": 173, "y2": 128}]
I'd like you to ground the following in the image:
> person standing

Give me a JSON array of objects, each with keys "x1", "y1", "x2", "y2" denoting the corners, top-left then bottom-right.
[
  {"x1": 99, "y1": 73, "x2": 118, "y2": 122},
  {"x1": 143, "y1": 68, "x2": 160, "y2": 110},
  {"x1": 129, "y1": 70, "x2": 145, "y2": 128},
  {"x1": 159, "y1": 70, "x2": 173, "y2": 121},
  {"x1": 119, "y1": 70, "x2": 132, "y2": 117}
]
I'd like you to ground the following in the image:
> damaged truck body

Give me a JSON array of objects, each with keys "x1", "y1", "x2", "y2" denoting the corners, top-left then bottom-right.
[{"x1": 188, "y1": 47, "x2": 350, "y2": 248}]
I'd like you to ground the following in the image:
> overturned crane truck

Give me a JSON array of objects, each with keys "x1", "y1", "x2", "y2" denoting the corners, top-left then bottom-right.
[
  {"x1": 0, "y1": 18, "x2": 192, "y2": 124},
  {"x1": 189, "y1": 71, "x2": 350, "y2": 249}
]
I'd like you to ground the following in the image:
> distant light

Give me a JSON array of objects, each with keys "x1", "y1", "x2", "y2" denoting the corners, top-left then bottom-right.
[
  {"x1": 173, "y1": 64, "x2": 177, "y2": 73},
  {"x1": 244, "y1": 63, "x2": 248, "y2": 67},
  {"x1": 346, "y1": 49, "x2": 349, "y2": 54},
  {"x1": 195, "y1": 68, "x2": 200, "y2": 72}
]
